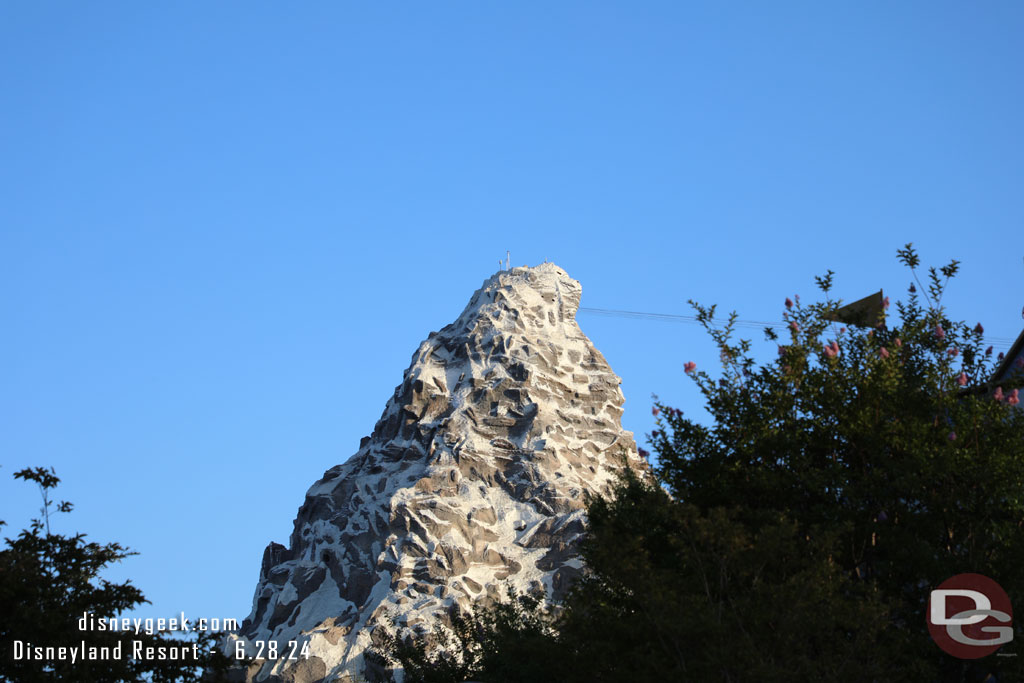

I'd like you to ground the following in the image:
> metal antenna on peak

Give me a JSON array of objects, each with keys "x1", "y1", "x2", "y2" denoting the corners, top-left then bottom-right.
[{"x1": 506, "y1": 250, "x2": 510, "y2": 271}]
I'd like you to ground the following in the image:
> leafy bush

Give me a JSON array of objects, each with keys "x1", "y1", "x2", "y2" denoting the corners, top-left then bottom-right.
[
  {"x1": 368, "y1": 588, "x2": 561, "y2": 683},
  {"x1": 0, "y1": 467, "x2": 231, "y2": 682}
]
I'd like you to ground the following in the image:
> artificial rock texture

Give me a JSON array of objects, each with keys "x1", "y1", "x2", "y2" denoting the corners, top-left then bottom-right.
[{"x1": 228, "y1": 263, "x2": 645, "y2": 682}]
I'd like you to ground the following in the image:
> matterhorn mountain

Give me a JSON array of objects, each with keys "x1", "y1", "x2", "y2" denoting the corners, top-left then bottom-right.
[{"x1": 228, "y1": 263, "x2": 646, "y2": 682}]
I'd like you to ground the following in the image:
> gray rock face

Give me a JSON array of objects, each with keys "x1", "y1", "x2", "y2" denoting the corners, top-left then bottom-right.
[{"x1": 228, "y1": 263, "x2": 644, "y2": 682}]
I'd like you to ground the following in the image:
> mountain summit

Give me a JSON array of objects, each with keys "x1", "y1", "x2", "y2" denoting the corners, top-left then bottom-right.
[{"x1": 230, "y1": 263, "x2": 645, "y2": 682}]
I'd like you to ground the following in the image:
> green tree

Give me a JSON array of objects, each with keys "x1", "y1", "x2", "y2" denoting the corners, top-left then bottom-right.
[
  {"x1": 368, "y1": 588, "x2": 561, "y2": 683},
  {"x1": 377, "y1": 245, "x2": 1024, "y2": 682},
  {"x1": 0, "y1": 466, "x2": 231, "y2": 682},
  {"x1": 639, "y1": 246, "x2": 1024, "y2": 681}
]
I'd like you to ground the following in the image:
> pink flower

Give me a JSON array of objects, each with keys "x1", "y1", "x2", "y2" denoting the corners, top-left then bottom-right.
[
  {"x1": 895, "y1": 338, "x2": 902, "y2": 347},
  {"x1": 839, "y1": 327, "x2": 846, "y2": 334},
  {"x1": 652, "y1": 406, "x2": 660, "y2": 416},
  {"x1": 934, "y1": 324, "x2": 945, "y2": 340},
  {"x1": 986, "y1": 346, "x2": 993, "y2": 356},
  {"x1": 879, "y1": 347, "x2": 890, "y2": 359},
  {"x1": 957, "y1": 372, "x2": 968, "y2": 386},
  {"x1": 947, "y1": 348, "x2": 959, "y2": 357},
  {"x1": 823, "y1": 343, "x2": 837, "y2": 359},
  {"x1": 882, "y1": 296, "x2": 890, "y2": 310},
  {"x1": 1009, "y1": 389, "x2": 1020, "y2": 406},
  {"x1": 785, "y1": 297, "x2": 793, "y2": 309},
  {"x1": 684, "y1": 361, "x2": 697, "y2": 374},
  {"x1": 975, "y1": 323, "x2": 984, "y2": 335},
  {"x1": 789, "y1": 321, "x2": 800, "y2": 333},
  {"x1": 948, "y1": 431, "x2": 957, "y2": 441},
  {"x1": 994, "y1": 387, "x2": 1005, "y2": 401}
]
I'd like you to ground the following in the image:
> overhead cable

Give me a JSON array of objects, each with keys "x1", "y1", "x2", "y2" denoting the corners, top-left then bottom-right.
[{"x1": 578, "y1": 307, "x2": 1018, "y2": 347}]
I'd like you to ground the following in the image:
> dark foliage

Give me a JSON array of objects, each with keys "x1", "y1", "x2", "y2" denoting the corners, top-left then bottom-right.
[
  {"x1": 0, "y1": 467, "x2": 232, "y2": 682},
  {"x1": 367, "y1": 587, "x2": 562, "y2": 683}
]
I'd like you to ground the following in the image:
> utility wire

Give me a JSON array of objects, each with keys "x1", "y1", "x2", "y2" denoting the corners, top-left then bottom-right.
[{"x1": 578, "y1": 307, "x2": 1019, "y2": 347}]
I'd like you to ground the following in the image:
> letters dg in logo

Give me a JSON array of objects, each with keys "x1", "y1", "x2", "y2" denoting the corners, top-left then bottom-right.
[{"x1": 927, "y1": 573, "x2": 1013, "y2": 659}]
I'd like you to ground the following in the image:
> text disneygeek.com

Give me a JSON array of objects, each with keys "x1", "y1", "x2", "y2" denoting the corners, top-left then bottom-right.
[{"x1": 78, "y1": 611, "x2": 238, "y2": 635}]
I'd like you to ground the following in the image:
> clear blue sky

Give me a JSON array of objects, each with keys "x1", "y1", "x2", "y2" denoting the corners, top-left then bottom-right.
[{"x1": 2, "y1": 2, "x2": 1022, "y2": 627}]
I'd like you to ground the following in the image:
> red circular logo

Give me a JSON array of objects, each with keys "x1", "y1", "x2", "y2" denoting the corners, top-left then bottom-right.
[{"x1": 926, "y1": 573, "x2": 1013, "y2": 659}]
